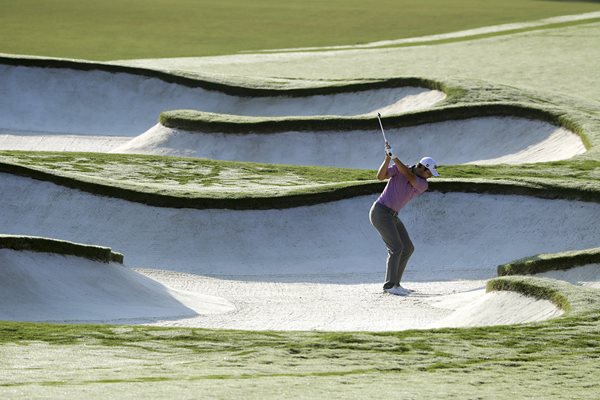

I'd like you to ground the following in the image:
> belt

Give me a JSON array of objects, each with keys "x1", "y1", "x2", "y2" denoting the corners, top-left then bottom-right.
[{"x1": 376, "y1": 202, "x2": 398, "y2": 217}]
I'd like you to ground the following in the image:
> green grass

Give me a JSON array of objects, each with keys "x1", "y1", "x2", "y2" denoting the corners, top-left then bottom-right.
[
  {"x1": 2, "y1": 0, "x2": 600, "y2": 60},
  {"x1": 162, "y1": 21, "x2": 600, "y2": 105},
  {"x1": 0, "y1": 235, "x2": 124, "y2": 263},
  {"x1": 441, "y1": 160, "x2": 600, "y2": 193},
  {"x1": 0, "y1": 150, "x2": 385, "y2": 209},
  {"x1": 1, "y1": 280, "x2": 600, "y2": 399},
  {"x1": 2, "y1": 151, "x2": 599, "y2": 208},
  {"x1": 0, "y1": 150, "x2": 375, "y2": 196},
  {"x1": 498, "y1": 248, "x2": 600, "y2": 276}
]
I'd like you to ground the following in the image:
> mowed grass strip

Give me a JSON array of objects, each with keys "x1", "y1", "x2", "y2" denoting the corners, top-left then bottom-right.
[
  {"x1": 0, "y1": 151, "x2": 377, "y2": 203},
  {"x1": 2, "y1": 0, "x2": 600, "y2": 60},
  {"x1": 1, "y1": 151, "x2": 599, "y2": 207},
  {"x1": 1, "y1": 302, "x2": 600, "y2": 398},
  {"x1": 2, "y1": 151, "x2": 599, "y2": 195}
]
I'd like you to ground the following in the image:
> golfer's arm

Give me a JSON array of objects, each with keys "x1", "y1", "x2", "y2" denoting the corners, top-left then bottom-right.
[
  {"x1": 376, "y1": 156, "x2": 391, "y2": 180},
  {"x1": 392, "y1": 158, "x2": 417, "y2": 187}
]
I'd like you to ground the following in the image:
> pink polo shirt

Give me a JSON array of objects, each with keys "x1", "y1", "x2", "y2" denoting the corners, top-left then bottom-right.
[{"x1": 376, "y1": 164, "x2": 428, "y2": 212}]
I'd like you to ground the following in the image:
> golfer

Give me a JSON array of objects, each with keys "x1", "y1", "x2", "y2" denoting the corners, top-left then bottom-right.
[{"x1": 369, "y1": 142, "x2": 439, "y2": 296}]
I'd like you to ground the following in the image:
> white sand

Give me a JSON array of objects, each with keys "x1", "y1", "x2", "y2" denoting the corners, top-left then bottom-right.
[
  {"x1": 0, "y1": 64, "x2": 584, "y2": 165},
  {"x1": 0, "y1": 244, "x2": 563, "y2": 330},
  {"x1": 131, "y1": 270, "x2": 562, "y2": 331},
  {"x1": 0, "y1": 249, "x2": 234, "y2": 323},
  {"x1": 432, "y1": 291, "x2": 563, "y2": 329},
  {"x1": 112, "y1": 117, "x2": 585, "y2": 168},
  {"x1": 2, "y1": 173, "x2": 598, "y2": 329},
  {"x1": 537, "y1": 264, "x2": 600, "y2": 289},
  {"x1": 3, "y1": 173, "x2": 599, "y2": 280},
  {"x1": 0, "y1": 130, "x2": 130, "y2": 153},
  {"x1": 0, "y1": 64, "x2": 443, "y2": 139}
]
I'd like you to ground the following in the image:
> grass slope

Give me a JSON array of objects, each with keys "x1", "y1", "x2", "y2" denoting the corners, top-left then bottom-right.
[{"x1": 2, "y1": 0, "x2": 600, "y2": 59}]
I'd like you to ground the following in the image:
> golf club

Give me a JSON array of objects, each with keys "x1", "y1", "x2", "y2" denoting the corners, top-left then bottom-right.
[
  {"x1": 377, "y1": 113, "x2": 393, "y2": 156},
  {"x1": 377, "y1": 112, "x2": 388, "y2": 144}
]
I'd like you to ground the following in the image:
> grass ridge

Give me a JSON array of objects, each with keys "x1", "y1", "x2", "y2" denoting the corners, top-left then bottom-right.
[
  {"x1": 159, "y1": 102, "x2": 583, "y2": 136},
  {"x1": 498, "y1": 247, "x2": 600, "y2": 276},
  {"x1": 0, "y1": 234, "x2": 123, "y2": 264}
]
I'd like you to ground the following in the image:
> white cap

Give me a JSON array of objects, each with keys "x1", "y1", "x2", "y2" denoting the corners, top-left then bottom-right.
[{"x1": 419, "y1": 157, "x2": 439, "y2": 176}]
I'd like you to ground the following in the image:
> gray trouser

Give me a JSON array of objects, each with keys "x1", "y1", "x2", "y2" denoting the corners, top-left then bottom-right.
[{"x1": 369, "y1": 202, "x2": 414, "y2": 289}]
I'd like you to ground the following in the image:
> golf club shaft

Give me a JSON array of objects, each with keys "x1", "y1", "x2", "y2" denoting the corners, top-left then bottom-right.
[{"x1": 377, "y1": 113, "x2": 388, "y2": 144}]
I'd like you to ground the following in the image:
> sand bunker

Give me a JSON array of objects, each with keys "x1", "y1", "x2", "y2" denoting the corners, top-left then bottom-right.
[
  {"x1": 0, "y1": 62, "x2": 594, "y2": 331},
  {"x1": 0, "y1": 130, "x2": 131, "y2": 152},
  {"x1": 431, "y1": 290, "x2": 563, "y2": 329},
  {"x1": 113, "y1": 117, "x2": 585, "y2": 167},
  {"x1": 536, "y1": 264, "x2": 600, "y2": 289},
  {"x1": 0, "y1": 64, "x2": 584, "y2": 166},
  {"x1": 4, "y1": 173, "x2": 598, "y2": 279},
  {"x1": 0, "y1": 64, "x2": 443, "y2": 138},
  {"x1": 1, "y1": 172, "x2": 597, "y2": 330},
  {"x1": 0, "y1": 248, "x2": 233, "y2": 323}
]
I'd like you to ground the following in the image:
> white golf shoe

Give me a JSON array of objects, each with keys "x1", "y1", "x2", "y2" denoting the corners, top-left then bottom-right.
[
  {"x1": 397, "y1": 284, "x2": 414, "y2": 294},
  {"x1": 384, "y1": 286, "x2": 409, "y2": 296}
]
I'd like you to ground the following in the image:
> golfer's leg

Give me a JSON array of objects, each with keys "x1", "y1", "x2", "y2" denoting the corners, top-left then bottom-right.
[
  {"x1": 369, "y1": 204, "x2": 404, "y2": 289},
  {"x1": 394, "y1": 218, "x2": 414, "y2": 283}
]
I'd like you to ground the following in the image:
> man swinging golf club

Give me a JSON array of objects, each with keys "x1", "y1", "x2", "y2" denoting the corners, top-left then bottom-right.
[{"x1": 370, "y1": 113, "x2": 439, "y2": 296}]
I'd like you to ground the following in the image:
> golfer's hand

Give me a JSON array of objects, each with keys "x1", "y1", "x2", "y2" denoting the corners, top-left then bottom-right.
[
  {"x1": 385, "y1": 143, "x2": 393, "y2": 157},
  {"x1": 385, "y1": 144, "x2": 397, "y2": 159}
]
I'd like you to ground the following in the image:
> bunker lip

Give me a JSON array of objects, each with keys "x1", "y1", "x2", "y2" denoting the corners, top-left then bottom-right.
[{"x1": 1, "y1": 173, "x2": 597, "y2": 330}]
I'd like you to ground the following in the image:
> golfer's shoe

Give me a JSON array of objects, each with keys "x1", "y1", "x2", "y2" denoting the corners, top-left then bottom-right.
[
  {"x1": 384, "y1": 287, "x2": 409, "y2": 296},
  {"x1": 397, "y1": 285, "x2": 414, "y2": 294}
]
